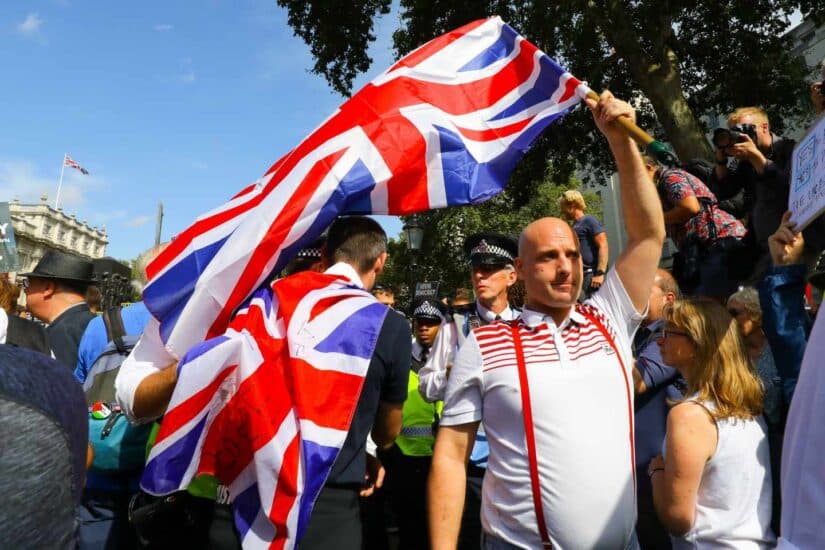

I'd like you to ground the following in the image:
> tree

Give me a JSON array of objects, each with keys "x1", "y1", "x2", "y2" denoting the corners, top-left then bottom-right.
[
  {"x1": 277, "y1": 0, "x2": 823, "y2": 190},
  {"x1": 378, "y1": 176, "x2": 602, "y2": 308}
]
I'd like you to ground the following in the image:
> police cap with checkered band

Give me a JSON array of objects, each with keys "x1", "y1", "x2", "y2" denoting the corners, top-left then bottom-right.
[{"x1": 463, "y1": 232, "x2": 517, "y2": 267}]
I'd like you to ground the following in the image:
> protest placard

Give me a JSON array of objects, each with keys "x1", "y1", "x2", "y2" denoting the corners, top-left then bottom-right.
[
  {"x1": 789, "y1": 115, "x2": 825, "y2": 230},
  {"x1": 413, "y1": 281, "x2": 440, "y2": 303}
]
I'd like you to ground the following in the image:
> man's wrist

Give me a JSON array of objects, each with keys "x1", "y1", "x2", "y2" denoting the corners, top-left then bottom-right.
[{"x1": 594, "y1": 269, "x2": 606, "y2": 276}]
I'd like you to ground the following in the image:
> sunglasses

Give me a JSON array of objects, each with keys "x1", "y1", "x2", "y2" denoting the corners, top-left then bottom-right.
[
  {"x1": 662, "y1": 328, "x2": 691, "y2": 340},
  {"x1": 16, "y1": 278, "x2": 29, "y2": 290},
  {"x1": 727, "y1": 307, "x2": 745, "y2": 317}
]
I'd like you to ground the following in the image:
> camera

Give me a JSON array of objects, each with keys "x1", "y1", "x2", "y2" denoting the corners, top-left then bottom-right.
[{"x1": 712, "y1": 123, "x2": 758, "y2": 150}]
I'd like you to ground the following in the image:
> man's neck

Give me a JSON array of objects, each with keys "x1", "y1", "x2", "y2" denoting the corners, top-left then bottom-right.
[
  {"x1": 46, "y1": 298, "x2": 86, "y2": 324},
  {"x1": 525, "y1": 300, "x2": 573, "y2": 327},
  {"x1": 478, "y1": 294, "x2": 509, "y2": 315}
]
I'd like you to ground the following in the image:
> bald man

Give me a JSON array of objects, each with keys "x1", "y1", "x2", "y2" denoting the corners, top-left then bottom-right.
[{"x1": 429, "y1": 91, "x2": 665, "y2": 550}]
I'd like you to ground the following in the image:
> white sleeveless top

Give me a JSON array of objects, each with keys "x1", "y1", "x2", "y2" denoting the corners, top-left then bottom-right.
[{"x1": 667, "y1": 398, "x2": 776, "y2": 549}]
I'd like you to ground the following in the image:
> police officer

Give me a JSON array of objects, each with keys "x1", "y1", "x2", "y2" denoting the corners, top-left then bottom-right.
[
  {"x1": 382, "y1": 299, "x2": 446, "y2": 550},
  {"x1": 418, "y1": 232, "x2": 519, "y2": 550}
]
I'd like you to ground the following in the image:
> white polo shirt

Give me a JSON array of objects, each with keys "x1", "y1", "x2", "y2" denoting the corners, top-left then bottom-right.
[{"x1": 441, "y1": 269, "x2": 643, "y2": 549}]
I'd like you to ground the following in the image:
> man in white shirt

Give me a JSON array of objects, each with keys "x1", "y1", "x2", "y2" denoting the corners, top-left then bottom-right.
[
  {"x1": 418, "y1": 231, "x2": 519, "y2": 550},
  {"x1": 428, "y1": 91, "x2": 665, "y2": 550}
]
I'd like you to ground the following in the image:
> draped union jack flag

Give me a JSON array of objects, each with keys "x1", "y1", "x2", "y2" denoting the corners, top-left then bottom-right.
[
  {"x1": 141, "y1": 16, "x2": 586, "y2": 359},
  {"x1": 141, "y1": 272, "x2": 388, "y2": 549}
]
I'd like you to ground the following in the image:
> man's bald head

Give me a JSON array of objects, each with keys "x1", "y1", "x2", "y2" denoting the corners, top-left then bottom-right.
[
  {"x1": 645, "y1": 268, "x2": 680, "y2": 323},
  {"x1": 518, "y1": 217, "x2": 580, "y2": 256},
  {"x1": 516, "y1": 217, "x2": 583, "y2": 321},
  {"x1": 653, "y1": 269, "x2": 680, "y2": 298}
]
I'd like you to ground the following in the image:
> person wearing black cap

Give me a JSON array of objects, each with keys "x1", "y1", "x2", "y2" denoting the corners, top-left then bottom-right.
[
  {"x1": 22, "y1": 250, "x2": 96, "y2": 369},
  {"x1": 418, "y1": 231, "x2": 518, "y2": 550},
  {"x1": 282, "y1": 234, "x2": 326, "y2": 276},
  {"x1": 382, "y1": 299, "x2": 445, "y2": 550}
]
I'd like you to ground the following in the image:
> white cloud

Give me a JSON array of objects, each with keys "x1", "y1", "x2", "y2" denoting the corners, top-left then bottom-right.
[
  {"x1": 153, "y1": 24, "x2": 173, "y2": 32},
  {"x1": 0, "y1": 157, "x2": 104, "y2": 212},
  {"x1": 17, "y1": 13, "x2": 42, "y2": 35},
  {"x1": 124, "y1": 215, "x2": 151, "y2": 228}
]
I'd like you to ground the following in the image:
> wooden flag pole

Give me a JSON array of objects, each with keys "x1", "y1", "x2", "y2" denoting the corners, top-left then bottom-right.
[{"x1": 582, "y1": 88, "x2": 678, "y2": 166}]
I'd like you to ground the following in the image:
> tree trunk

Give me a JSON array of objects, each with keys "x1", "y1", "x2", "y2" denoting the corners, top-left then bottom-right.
[
  {"x1": 591, "y1": 2, "x2": 714, "y2": 162},
  {"x1": 629, "y1": 47, "x2": 714, "y2": 161}
]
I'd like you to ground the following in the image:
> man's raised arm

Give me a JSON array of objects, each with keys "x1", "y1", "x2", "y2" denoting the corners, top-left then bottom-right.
[{"x1": 584, "y1": 91, "x2": 666, "y2": 312}]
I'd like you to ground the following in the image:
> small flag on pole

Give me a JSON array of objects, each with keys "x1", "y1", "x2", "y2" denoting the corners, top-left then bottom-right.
[{"x1": 64, "y1": 155, "x2": 89, "y2": 175}]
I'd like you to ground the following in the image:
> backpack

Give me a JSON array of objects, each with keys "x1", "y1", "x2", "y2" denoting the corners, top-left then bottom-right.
[{"x1": 84, "y1": 307, "x2": 152, "y2": 473}]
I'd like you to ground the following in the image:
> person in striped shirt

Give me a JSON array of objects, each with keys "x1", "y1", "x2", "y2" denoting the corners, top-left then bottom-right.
[{"x1": 428, "y1": 91, "x2": 666, "y2": 550}]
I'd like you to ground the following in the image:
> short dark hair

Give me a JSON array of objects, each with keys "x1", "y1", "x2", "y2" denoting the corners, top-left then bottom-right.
[
  {"x1": 55, "y1": 279, "x2": 89, "y2": 297},
  {"x1": 85, "y1": 285, "x2": 102, "y2": 310},
  {"x1": 453, "y1": 288, "x2": 473, "y2": 303},
  {"x1": 325, "y1": 216, "x2": 387, "y2": 273}
]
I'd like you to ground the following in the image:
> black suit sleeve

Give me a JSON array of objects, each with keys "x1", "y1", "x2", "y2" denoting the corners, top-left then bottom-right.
[{"x1": 373, "y1": 311, "x2": 411, "y2": 404}]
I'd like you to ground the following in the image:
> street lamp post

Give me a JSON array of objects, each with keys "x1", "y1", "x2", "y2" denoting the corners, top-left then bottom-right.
[{"x1": 402, "y1": 215, "x2": 424, "y2": 312}]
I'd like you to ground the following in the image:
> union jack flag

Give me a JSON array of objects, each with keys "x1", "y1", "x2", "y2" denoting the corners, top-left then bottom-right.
[
  {"x1": 142, "y1": 272, "x2": 389, "y2": 548},
  {"x1": 141, "y1": 16, "x2": 586, "y2": 358},
  {"x1": 64, "y1": 154, "x2": 89, "y2": 175}
]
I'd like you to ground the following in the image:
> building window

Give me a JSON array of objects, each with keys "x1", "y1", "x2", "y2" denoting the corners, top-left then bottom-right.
[
  {"x1": 43, "y1": 223, "x2": 53, "y2": 237},
  {"x1": 58, "y1": 229, "x2": 66, "y2": 243},
  {"x1": 83, "y1": 241, "x2": 90, "y2": 252},
  {"x1": 71, "y1": 235, "x2": 79, "y2": 248}
]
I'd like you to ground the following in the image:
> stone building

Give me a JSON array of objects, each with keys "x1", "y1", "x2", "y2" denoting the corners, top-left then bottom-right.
[{"x1": 9, "y1": 194, "x2": 108, "y2": 273}]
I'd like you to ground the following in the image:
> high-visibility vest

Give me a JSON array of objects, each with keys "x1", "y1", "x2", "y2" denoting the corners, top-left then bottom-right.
[{"x1": 396, "y1": 369, "x2": 442, "y2": 457}]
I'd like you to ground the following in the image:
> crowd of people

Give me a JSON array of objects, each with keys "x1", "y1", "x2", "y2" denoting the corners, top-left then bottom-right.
[{"x1": 0, "y1": 63, "x2": 824, "y2": 550}]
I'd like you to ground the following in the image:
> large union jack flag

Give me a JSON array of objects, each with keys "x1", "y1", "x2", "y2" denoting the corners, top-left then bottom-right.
[
  {"x1": 141, "y1": 16, "x2": 585, "y2": 358},
  {"x1": 142, "y1": 271, "x2": 388, "y2": 548}
]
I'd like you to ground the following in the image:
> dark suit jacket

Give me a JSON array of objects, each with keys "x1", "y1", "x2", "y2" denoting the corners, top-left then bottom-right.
[
  {"x1": 47, "y1": 303, "x2": 96, "y2": 370},
  {"x1": 5, "y1": 315, "x2": 50, "y2": 355}
]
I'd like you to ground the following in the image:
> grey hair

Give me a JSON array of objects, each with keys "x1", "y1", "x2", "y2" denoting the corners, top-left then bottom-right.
[
  {"x1": 727, "y1": 287, "x2": 762, "y2": 323},
  {"x1": 132, "y1": 242, "x2": 169, "y2": 294}
]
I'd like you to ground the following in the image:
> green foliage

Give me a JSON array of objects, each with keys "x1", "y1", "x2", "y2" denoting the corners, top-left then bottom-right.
[
  {"x1": 378, "y1": 177, "x2": 603, "y2": 306},
  {"x1": 276, "y1": 0, "x2": 391, "y2": 96}
]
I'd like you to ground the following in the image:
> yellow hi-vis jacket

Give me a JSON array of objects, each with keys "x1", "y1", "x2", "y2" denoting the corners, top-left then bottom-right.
[{"x1": 396, "y1": 369, "x2": 442, "y2": 457}]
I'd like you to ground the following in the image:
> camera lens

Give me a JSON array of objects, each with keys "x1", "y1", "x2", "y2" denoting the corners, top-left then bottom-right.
[{"x1": 713, "y1": 128, "x2": 732, "y2": 149}]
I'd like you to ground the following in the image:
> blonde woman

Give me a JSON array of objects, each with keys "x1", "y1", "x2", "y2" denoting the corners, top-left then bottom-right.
[{"x1": 649, "y1": 297, "x2": 775, "y2": 548}]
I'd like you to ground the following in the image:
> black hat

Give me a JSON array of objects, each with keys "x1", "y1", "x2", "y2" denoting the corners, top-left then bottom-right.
[
  {"x1": 464, "y1": 232, "x2": 517, "y2": 266},
  {"x1": 809, "y1": 251, "x2": 825, "y2": 291},
  {"x1": 412, "y1": 299, "x2": 447, "y2": 322},
  {"x1": 21, "y1": 250, "x2": 94, "y2": 284},
  {"x1": 295, "y1": 234, "x2": 326, "y2": 260}
]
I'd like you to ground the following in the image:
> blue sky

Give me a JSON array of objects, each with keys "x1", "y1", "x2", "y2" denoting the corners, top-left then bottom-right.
[{"x1": 0, "y1": 1, "x2": 403, "y2": 260}]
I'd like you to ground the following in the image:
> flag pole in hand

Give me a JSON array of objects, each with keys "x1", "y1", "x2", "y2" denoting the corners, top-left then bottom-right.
[{"x1": 580, "y1": 87, "x2": 679, "y2": 167}]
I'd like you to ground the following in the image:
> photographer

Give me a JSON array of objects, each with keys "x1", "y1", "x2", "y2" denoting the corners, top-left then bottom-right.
[{"x1": 709, "y1": 107, "x2": 795, "y2": 281}]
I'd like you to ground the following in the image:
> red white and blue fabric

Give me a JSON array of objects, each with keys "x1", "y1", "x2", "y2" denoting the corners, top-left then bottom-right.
[
  {"x1": 141, "y1": 271, "x2": 389, "y2": 549},
  {"x1": 141, "y1": 16, "x2": 586, "y2": 358},
  {"x1": 64, "y1": 154, "x2": 89, "y2": 175}
]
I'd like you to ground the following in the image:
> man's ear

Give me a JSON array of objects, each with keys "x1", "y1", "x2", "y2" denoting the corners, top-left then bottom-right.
[
  {"x1": 664, "y1": 292, "x2": 677, "y2": 304},
  {"x1": 505, "y1": 267, "x2": 517, "y2": 288},
  {"x1": 42, "y1": 280, "x2": 57, "y2": 299},
  {"x1": 373, "y1": 251, "x2": 388, "y2": 275},
  {"x1": 513, "y1": 259, "x2": 524, "y2": 282}
]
